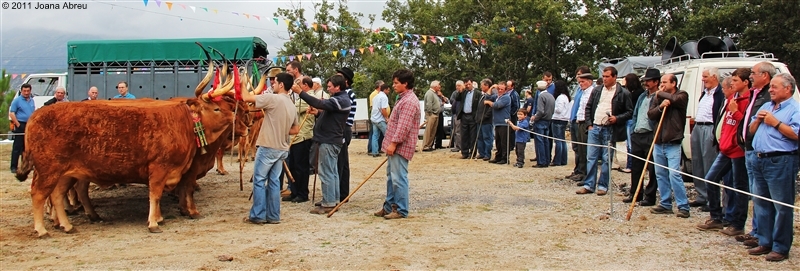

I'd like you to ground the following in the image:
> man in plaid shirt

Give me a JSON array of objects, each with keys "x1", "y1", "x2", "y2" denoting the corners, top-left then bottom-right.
[{"x1": 374, "y1": 69, "x2": 421, "y2": 219}]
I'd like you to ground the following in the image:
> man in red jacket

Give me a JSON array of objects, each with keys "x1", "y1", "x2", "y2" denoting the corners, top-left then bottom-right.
[{"x1": 695, "y1": 68, "x2": 752, "y2": 235}]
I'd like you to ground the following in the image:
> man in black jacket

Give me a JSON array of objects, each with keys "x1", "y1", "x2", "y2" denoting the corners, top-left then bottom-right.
[
  {"x1": 455, "y1": 78, "x2": 483, "y2": 159},
  {"x1": 43, "y1": 86, "x2": 69, "y2": 105},
  {"x1": 576, "y1": 66, "x2": 633, "y2": 196}
]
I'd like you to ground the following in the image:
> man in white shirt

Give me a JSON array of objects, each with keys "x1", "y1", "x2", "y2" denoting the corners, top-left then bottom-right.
[
  {"x1": 689, "y1": 68, "x2": 725, "y2": 210},
  {"x1": 369, "y1": 84, "x2": 391, "y2": 157}
]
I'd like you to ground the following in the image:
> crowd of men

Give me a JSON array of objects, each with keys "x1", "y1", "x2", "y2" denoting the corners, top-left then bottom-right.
[{"x1": 7, "y1": 59, "x2": 797, "y2": 261}]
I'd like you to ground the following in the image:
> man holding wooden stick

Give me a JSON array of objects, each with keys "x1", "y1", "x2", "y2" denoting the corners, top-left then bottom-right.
[
  {"x1": 294, "y1": 75, "x2": 352, "y2": 215},
  {"x1": 374, "y1": 69, "x2": 421, "y2": 219}
]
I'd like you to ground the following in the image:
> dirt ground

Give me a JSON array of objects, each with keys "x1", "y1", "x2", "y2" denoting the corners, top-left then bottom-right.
[{"x1": 1, "y1": 139, "x2": 798, "y2": 270}]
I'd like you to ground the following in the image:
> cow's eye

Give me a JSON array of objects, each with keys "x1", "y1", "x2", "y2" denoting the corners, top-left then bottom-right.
[{"x1": 214, "y1": 108, "x2": 221, "y2": 112}]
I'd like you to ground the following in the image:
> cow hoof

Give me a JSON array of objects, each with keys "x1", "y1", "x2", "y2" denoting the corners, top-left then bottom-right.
[
  {"x1": 216, "y1": 169, "x2": 229, "y2": 175},
  {"x1": 179, "y1": 209, "x2": 190, "y2": 217},
  {"x1": 88, "y1": 215, "x2": 103, "y2": 223},
  {"x1": 61, "y1": 225, "x2": 75, "y2": 234},
  {"x1": 148, "y1": 226, "x2": 163, "y2": 233},
  {"x1": 36, "y1": 231, "x2": 50, "y2": 238},
  {"x1": 189, "y1": 213, "x2": 202, "y2": 219}
]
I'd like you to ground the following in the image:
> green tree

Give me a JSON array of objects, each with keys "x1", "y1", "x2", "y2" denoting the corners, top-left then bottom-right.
[
  {"x1": 0, "y1": 69, "x2": 13, "y2": 135},
  {"x1": 740, "y1": 0, "x2": 800, "y2": 74}
]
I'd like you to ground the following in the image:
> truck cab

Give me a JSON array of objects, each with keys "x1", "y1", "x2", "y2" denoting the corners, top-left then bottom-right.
[{"x1": 12, "y1": 73, "x2": 67, "y2": 110}]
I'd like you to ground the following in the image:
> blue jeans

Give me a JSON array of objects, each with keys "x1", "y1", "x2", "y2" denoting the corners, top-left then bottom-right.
[
  {"x1": 583, "y1": 126, "x2": 611, "y2": 192},
  {"x1": 533, "y1": 120, "x2": 551, "y2": 166},
  {"x1": 477, "y1": 123, "x2": 493, "y2": 158},
  {"x1": 721, "y1": 171, "x2": 736, "y2": 223},
  {"x1": 744, "y1": 150, "x2": 759, "y2": 236},
  {"x1": 382, "y1": 155, "x2": 410, "y2": 217},
  {"x1": 625, "y1": 119, "x2": 633, "y2": 169},
  {"x1": 369, "y1": 121, "x2": 387, "y2": 155},
  {"x1": 249, "y1": 146, "x2": 289, "y2": 222},
  {"x1": 551, "y1": 120, "x2": 568, "y2": 165},
  {"x1": 703, "y1": 154, "x2": 749, "y2": 229},
  {"x1": 654, "y1": 143, "x2": 689, "y2": 211},
  {"x1": 318, "y1": 143, "x2": 342, "y2": 207},
  {"x1": 751, "y1": 154, "x2": 797, "y2": 254}
]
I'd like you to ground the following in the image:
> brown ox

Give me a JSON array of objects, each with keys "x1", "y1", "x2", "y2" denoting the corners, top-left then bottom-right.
[
  {"x1": 215, "y1": 104, "x2": 263, "y2": 175},
  {"x1": 16, "y1": 78, "x2": 237, "y2": 236}
]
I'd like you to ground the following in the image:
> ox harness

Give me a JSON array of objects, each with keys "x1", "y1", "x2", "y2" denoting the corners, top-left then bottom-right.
[{"x1": 192, "y1": 112, "x2": 209, "y2": 154}]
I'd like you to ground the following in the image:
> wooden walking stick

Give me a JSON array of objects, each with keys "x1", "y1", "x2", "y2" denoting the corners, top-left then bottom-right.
[
  {"x1": 625, "y1": 108, "x2": 667, "y2": 221},
  {"x1": 327, "y1": 157, "x2": 388, "y2": 217},
  {"x1": 311, "y1": 143, "x2": 320, "y2": 204}
]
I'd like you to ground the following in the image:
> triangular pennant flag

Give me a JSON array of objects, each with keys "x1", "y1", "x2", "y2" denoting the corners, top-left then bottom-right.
[
  {"x1": 359, "y1": 48, "x2": 365, "y2": 54},
  {"x1": 422, "y1": 35, "x2": 427, "y2": 41},
  {"x1": 179, "y1": 4, "x2": 185, "y2": 9},
  {"x1": 474, "y1": 39, "x2": 480, "y2": 44},
  {"x1": 232, "y1": 12, "x2": 239, "y2": 16},
  {"x1": 11, "y1": 74, "x2": 17, "y2": 79},
  {"x1": 333, "y1": 51, "x2": 339, "y2": 57},
  {"x1": 295, "y1": 21, "x2": 302, "y2": 28},
  {"x1": 322, "y1": 24, "x2": 328, "y2": 31},
  {"x1": 501, "y1": 28, "x2": 507, "y2": 32},
  {"x1": 314, "y1": 52, "x2": 320, "y2": 57},
  {"x1": 349, "y1": 48, "x2": 356, "y2": 55},
  {"x1": 306, "y1": 54, "x2": 311, "y2": 60},
  {"x1": 21, "y1": 73, "x2": 27, "y2": 79},
  {"x1": 296, "y1": 55, "x2": 302, "y2": 62},
  {"x1": 369, "y1": 46, "x2": 374, "y2": 53},
  {"x1": 510, "y1": 26, "x2": 516, "y2": 33},
  {"x1": 421, "y1": 39, "x2": 427, "y2": 44},
  {"x1": 448, "y1": 36, "x2": 454, "y2": 42},
  {"x1": 482, "y1": 39, "x2": 487, "y2": 45},
  {"x1": 340, "y1": 49, "x2": 347, "y2": 57},
  {"x1": 273, "y1": 18, "x2": 279, "y2": 25},
  {"x1": 386, "y1": 44, "x2": 392, "y2": 51},
  {"x1": 312, "y1": 23, "x2": 318, "y2": 31},
  {"x1": 517, "y1": 34, "x2": 522, "y2": 39},
  {"x1": 437, "y1": 37, "x2": 444, "y2": 42},
  {"x1": 165, "y1": 1, "x2": 172, "y2": 10},
  {"x1": 244, "y1": 13, "x2": 250, "y2": 19},
  {"x1": 466, "y1": 38, "x2": 472, "y2": 44},
  {"x1": 304, "y1": 22, "x2": 310, "y2": 28},
  {"x1": 190, "y1": 6, "x2": 195, "y2": 12},
  {"x1": 288, "y1": 56, "x2": 295, "y2": 61},
  {"x1": 403, "y1": 41, "x2": 409, "y2": 47},
  {"x1": 430, "y1": 38, "x2": 437, "y2": 44},
  {"x1": 143, "y1": 0, "x2": 148, "y2": 6},
  {"x1": 254, "y1": 15, "x2": 260, "y2": 20},
  {"x1": 285, "y1": 19, "x2": 291, "y2": 26},
  {"x1": 155, "y1": 0, "x2": 161, "y2": 7},
  {"x1": 405, "y1": 33, "x2": 412, "y2": 39},
  {"x1": 281, "y1": 56, "x2": 287, "y2": 62},
  {"x1": 273, "y1": 57, "x2": 278, "y2": 64},
  {"x1": 414, "y1": 34, "x2": 420, "y2": 39},
  {"x1": 413, "y1": 41, "x2": 418, "y2": 47}
]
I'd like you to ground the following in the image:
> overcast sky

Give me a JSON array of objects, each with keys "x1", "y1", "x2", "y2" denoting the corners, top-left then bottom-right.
[{"x1": 1, "y1": 0, "x2": 393, "y2": 54}]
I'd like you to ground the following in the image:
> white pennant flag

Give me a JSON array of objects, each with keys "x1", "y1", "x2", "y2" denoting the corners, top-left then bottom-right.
[
  {"x1": 314, "y1": 52, "x2": 320, "y2": 57},
  {"x1": 190, "y1": 6, "x2": 196, "y2": 12}
]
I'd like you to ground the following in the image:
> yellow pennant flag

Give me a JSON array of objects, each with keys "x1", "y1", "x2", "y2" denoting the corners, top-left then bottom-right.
[
  {"x1": 312, "y1": 23, "x2": 318, "y2": 31},
  {"x1": 165, "y1": 2, "x2": 173, "y2": 10},
  {"x1": 21, "y1": 73, "x2": 27, "y2": 79},
  {"x1": 394, "y1": 43, "x2": 400, "y2": 48},
  {"x1": 421, "y1": 39, "x2": 427, "y2": 44},
  {"x1": 285, "y1": 19, "x2": 291, "y2": 26},
  {"x1": 244, "y1": 13, "x2": 250, "y2": 19},
  {"x1": 359, "y1": 48, "x2": 365, "y2": 54},
  {"x1": 510, "y1": 26, "x2": 516, "y2": 33},
  {"x1": 333, "y1": 51, "x2": 338, "y2": 57},
  {"x1": 296, "y1": 55, "x2": 302, "y2": 62},
  {"x1": 213, "y1": 9, "x2": 218, "y2": 14},
  {"x1": 422, "y1": 35, "x2": 427, "y2": 41}
]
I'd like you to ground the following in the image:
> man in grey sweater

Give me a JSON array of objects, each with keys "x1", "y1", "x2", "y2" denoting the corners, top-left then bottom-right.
[{"x1": 532, "y1": 80, "x2": 555, "y2": 167}]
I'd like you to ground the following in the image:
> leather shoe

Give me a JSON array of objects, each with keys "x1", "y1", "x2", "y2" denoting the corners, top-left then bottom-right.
[
  {"x1": 596, "y1": 190, "x2": 607, "y2": 196},
  {"x1": 576, "y1": 187, "x2": 593, "y2": 194},
  {"x1": 460, "y1": 155, "x2": 470, "y2": 159},
  {"x1": 699, "y1": 205, "x2": 710, "y2": 212},
  {"x1": 281, "y1": 195, "x2": 294, "y2": 202},
  {"x1": 637, "y1": 200, "x2": 656, "y2": 207},
  {"x1": 765, "y1": 251, "x2": 788, "y2": 262},
  {"x1": 689, "y1": 200, "x2": 707, "y2": 207},
  {"x1": 747, "y1": 246, "x2": 771, "y2": 255},
  {"x1": 622, "y1": 197, "x2": 634, "y2": 203},
  {"x1": 495, "y1": 160, "x2": 507, "y2": 164},
  {"x1": 743, "y1": 239, "x2": 759, "y2": 248},
  {"x1": 383, "y1": 211, "x2": 405, "y2": 219},
  {"x1": 291, "y1": 197, "x2": 309, "y2": 203},
  {"x1": 488, "y1": 159, "x2": 498, "y2": 163},
  {"x1": 310, "y1": 206, "x2": 334, "y2": 215},
  {"x1": 735, "y1": 234, "x2": 756, "y2": 242}
]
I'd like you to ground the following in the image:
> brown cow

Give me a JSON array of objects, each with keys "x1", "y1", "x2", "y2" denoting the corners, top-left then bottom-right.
[
  {"x1": 16, "y1": 80, "x2": 236, "y2": 236},
  {"x1": 215, "y1": 103, "x2": 263, "y2": 175}
]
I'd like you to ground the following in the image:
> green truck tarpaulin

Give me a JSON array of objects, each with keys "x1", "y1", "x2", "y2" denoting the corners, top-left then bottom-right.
[{"x1": 67, "y1": 37, "x2": 269, "y2": 64}]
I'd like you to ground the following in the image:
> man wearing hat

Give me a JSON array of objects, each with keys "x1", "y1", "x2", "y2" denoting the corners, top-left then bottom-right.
[
  {"x1": 336, "y1": 67, "x2": 357, "y2": 202},
  {"x1": 624, "y1": 68, "x2": 661, "y2": 205},
  {"x1": 566, "y1": 66, "x2": 592, "y2": 181}
]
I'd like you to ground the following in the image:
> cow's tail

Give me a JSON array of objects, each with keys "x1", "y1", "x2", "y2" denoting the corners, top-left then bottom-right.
[{"x1": 15, "y1": 151, "x2": 33, "y2": 182}]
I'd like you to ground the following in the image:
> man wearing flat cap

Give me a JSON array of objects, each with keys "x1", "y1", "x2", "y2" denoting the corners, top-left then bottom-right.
[{"x1": 624, "y1": 68, "x2": 660, "y2": 205}]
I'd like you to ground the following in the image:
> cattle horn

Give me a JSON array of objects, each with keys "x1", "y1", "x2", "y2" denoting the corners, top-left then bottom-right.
[
  {"x1": 209, "y1": 47, "x2": 229, "y2": 80},
  {"x1": 195, "y1": 42, "x2": 215, "y2": 97},
  {"x1": 253, "y1": 74, "x2": 267, "y2": 94}
]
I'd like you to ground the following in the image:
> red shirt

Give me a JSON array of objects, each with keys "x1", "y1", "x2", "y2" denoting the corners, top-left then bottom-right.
[
  {"x1": 383, "y1": 89, "x2": 421, "y2": 160},
  {"x1": 719, "y1": 92, "x2": 750, "y2": 158}
]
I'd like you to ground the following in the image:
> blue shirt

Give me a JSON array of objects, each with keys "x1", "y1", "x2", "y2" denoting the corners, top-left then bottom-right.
[
  {"x1": 9, "y1": 95, "x2": 36, "y2": 122},
  {"x1": 508, "y1": 88, "x2": 520, "y2": 116},
  {"x1": 463, "y1": 90, "x2": 474, "y2": 114},
  {"x1": 570, "y1": 86, "x2": 584, "y2": 122},
  {"x1": 751, "y1": 98, "x2": 800, "y2": 153},
  {"x1": 113, "y1": 93, "x2": 136, "y2": 99},
  {"x1": 546, "y1": 83, "x2": 555, "y2": 96},
  {"x1": 491, "y1": 92, "x2": 511, "y2": 126},
  {"x1": 515, "y1": 119, "x2": 531, "y2": 142}
]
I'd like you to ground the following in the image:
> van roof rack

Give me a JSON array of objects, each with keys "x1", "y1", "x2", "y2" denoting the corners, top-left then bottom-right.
[{"x1": 654, "y1": 51, "x2": 777, "y2": 68}]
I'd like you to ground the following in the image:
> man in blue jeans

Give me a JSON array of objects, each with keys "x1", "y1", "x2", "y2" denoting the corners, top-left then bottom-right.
[
  {"x1": 745, "y1": 73, "x2": 799, "y2": 262},
  {"x1": 240, "y1": 72, "x2": 300, "y2": 224},
  {"x1": 369, "y1": 84, "x2": 391, "y2": 157},
  {"x1": 531, "y1": 80, "x2": 554, "y2": 167},
  {"x1": 576, "y1": 66, "x2": 632, "y2": 195},
  {"x1": 9, "y1": 84, "x2": 35, "y2": 174},
  {"x1": 294, "y1": 75, "x2": 353, "y2": 215},
  {"x1": 647, "y1": 73, "x2": 691, "y2": 218}
]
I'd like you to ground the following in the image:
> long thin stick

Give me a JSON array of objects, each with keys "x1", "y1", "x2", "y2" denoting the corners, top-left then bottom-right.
[
  {"x1": 311, "y1": 143, "x2": 320, "y2": 204},
  {"x1": 327, "y1": 157, "x2": 388, "y2": 217},
  {"x1": 471, "y1": 96, "x2": 487, "y2": 161},
  {"x1": 282, "y1": 112, "x2": 312, "y2": 185},
  {"x1": 625, "y1": 108, "x2": 667, "y2": 221}
]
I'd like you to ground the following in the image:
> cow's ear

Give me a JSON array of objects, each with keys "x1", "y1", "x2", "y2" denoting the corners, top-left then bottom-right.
[{"x1": 186, "y1": 98, "x2": 201, "y2": 112}]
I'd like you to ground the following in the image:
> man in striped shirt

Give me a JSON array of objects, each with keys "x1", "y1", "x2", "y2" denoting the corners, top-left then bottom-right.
[
  {"x1": 336, "y1": 67, "x2": 357, "y2": 202},
  {"x1": 374, "y1": 69, "x2": 421, "y2": 219}
]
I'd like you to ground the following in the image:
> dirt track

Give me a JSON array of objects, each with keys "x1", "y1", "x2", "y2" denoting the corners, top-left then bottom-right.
[{"x1": 1, "y1": 139, "x2": 798, "y2": 269}]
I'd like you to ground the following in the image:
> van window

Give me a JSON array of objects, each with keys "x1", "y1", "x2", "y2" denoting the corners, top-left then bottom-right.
[
  {"x1": 672, "y1": 72, "x2": 685, "y2": 90},
  {"x1": 26, "y1": 77, "x2": 59, "y2": 96}
]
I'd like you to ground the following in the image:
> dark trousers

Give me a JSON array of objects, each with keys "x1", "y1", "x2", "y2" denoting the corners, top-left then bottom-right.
[
  {"x1": 10, "y1": 122, "x2": 26, "y2": 171},
  {"x1": 509, "y1": 114, "x2": 518, "y2": 151},
  {"x1": 704, "y1": 154, "x2": 749, "y2": 229},
  {"x1": 493, "y1": 126, "x2": 510, "y2": 162},
  {"x1": 515, "y1": 142, "x2": 527, "y2": 165},
  {"x1": 337, "y1": 126, "x2": 352, "y2": 201},
  {"x1": 629, "y1": 132, "x2": 658, "y2": 202},
  {"x1": 571, "y1": 121, "x2": 588, "y2": 175},
  {"x1": 435, "y1": 111, "x2": 445, "y2": 148},
  {"x1": 288, "y1": 139, "x2": 312, "y2": 200},
  {"x1": 459, "y1": 114, "x2": 477, "y2": 157}
]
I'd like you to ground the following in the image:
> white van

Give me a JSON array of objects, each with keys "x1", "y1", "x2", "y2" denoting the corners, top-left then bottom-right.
[
  {"x1": 653, "y1": 51, "x2": 797, "y2": 176},
  {"x1": 11, "y1": 73, "x2": 68, "y2": 109}
]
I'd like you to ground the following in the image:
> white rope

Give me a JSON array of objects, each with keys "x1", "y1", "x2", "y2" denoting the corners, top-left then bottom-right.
[
  {"x1": 0, "y1": 133, "x2": 24, "y2": 136},
  {"x1": 516, "y1": 124, "x2": 800, "y2": 211}
]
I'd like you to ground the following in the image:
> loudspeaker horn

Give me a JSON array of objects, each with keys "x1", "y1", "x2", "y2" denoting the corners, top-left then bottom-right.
[
  {"x1": 680, "y1": 40, "x2": 700, "y2": 59},
  {"x1": 697, "y1": 36, "x2": 728, "y2": 58},
  {"x1": 661, "y1": 36, "x2": 685, "y2": 61},
  {"x1": 722, "y1": 36, "x2": 738, "y2": 51}
]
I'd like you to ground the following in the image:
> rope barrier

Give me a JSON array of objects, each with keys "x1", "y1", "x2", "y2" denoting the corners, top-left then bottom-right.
[
  {"x1": 513, "y1": 124, "x2": 800, "y2": 211},
  {"x1": 0, "y1": 133, "x2": 24, "y2": 136}
]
